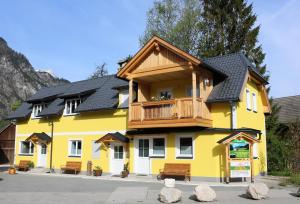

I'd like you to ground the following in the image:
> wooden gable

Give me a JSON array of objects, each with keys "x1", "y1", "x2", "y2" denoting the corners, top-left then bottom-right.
[{"x1": 117, "y1": 36, "x2": 202, "y2": 79}]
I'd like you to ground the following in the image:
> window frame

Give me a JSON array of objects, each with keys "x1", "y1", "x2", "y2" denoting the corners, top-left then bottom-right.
[
  {"x1": 151, "y1": 138, "x2": 166, "y2": 157},
  {"x1": 157, "y1": 88, "x2": 173, "y2": 100},
  {"x1": 186, "y1": 85, "x2": 200, "y2": 98},
  {"x1": 119, "y1": 90, "x2": 129, "y2": 108},
  {"x1": 68, "y1": 140, "x2": 82, "y2": 157},
  {"x1": 19, "y1": 141, "x2": 34, "y2": 155},
  {"x1": 252, "y1": 92, "x2": 257, "y2": 113},
  {"x1": 246, "y1": 89, "x2": 252, "y2": 111},
  {"x1": 63, "y1": 98, "x2": 81, "y2": 116},
  {"x1": 175, "y1": 133, "x2": 195, "y2": 159},
  {"x1": 114, "y1": 145, "x2": 124, "y2": 159},
  {"x1": 31, "y1": 103, "x2": 47, "y2": 119}
]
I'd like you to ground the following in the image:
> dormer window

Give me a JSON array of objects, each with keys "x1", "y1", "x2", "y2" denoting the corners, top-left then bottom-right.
[
  {"x1": 64, "y1": 99, "x2": 81, "y2": 115},
  {"x1": 31, "y1": 104, "x2": 47, "y2": 118},
  {"x1": 119, "y1": 90, "x2": 129, "y2": 108}
]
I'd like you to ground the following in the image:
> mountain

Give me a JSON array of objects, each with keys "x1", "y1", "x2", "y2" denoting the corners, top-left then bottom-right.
[{"x1": 0, "y1": 37, "x2": 69, "y2": 119}]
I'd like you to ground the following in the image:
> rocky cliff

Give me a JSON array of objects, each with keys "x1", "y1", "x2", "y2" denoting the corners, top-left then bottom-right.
[{"x1": 0, "y1": 37, "x2": 69, "y2": 119}]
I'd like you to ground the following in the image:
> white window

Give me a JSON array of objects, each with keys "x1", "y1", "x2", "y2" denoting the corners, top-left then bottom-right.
[
  {"x1": 19, "y1": 141, "x2": 34, "y2": 155},
  {"x1": 152, "y1": 138, "x2": 165, "y2": 156},
  {"x1": 138, "y1": 139, "x2": 149, "y2": 157},
  {"x1": 31, "y1": 104, "x2": 47, "y2": 118},
  {"x1": 114, "y1": 145, "x2": 124, "y2": 159},
  {"x1": 64, "y1": 99, "x2": 81, "y2": 115},
  {"x1": 253, "y1": 143, "x2": 259, "y2": 159},
  {"x1": 69, "y1": 140, "x2": 82, "y2": 157},
  {"x1": 158, "y1": 89, "x2": 172, "y2": 100},
  {"x1": 252, "y1": 93, "x2": 257, "y2": 112},
  {"x1": 119, "y1": 90, "x2": 129, "y2": 108},
  {"x1": 246, "y1": 89, "x2": 251, "y2": 110},
  {"x1": 175, "y1": 134, "x2": 194, "y2": 158},
  {"x1": 92, "y1": 141, "x2": 100, "y2": 159}
]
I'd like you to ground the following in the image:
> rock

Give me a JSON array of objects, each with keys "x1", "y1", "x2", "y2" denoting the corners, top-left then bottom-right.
[
  {"x1": 164, "y1": 178, "x2": 175, "y2": 188},
  {"x1": 193, "y1": 183, "x2": 216, "y2": 202},
  {"x1": 246, "y1": 183, "x2": 269, "y2": 200},
  {"x1": 297, "y1": 188, "x2": 300, "y2": 197},
  {"x1": 159, "y1": 187, "x2": 182, "y2": 203}
]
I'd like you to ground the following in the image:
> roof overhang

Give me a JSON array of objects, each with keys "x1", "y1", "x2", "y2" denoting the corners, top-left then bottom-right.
[
  {"x1": 26, "y1": 132, "x2": 51, "y2": 144},
  {"x1": 217, "y1": 132, "x2": 260, "y2": 144},
  {"x1": 95, "y1": 132, "x2": 129, "y2": 144}
]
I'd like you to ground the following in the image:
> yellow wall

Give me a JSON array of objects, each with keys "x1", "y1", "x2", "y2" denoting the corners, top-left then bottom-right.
[{"x1": 14, "y1": 80, "x2": 267, "y2": 178}]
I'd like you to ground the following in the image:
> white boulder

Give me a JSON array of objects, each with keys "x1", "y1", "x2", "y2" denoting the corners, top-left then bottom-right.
[
  {"x1": 164, "y1": 178, "x2": 176, "y2": 188},
  {"x1": 246, "y1": 182, "x2": 269, "y2": 200},
  {"x1": 193, "y1": 183, "x2": 216, "y2": 202},
  {"x1": 159, "y1": 187, "x2": 182, "y2": 203}
]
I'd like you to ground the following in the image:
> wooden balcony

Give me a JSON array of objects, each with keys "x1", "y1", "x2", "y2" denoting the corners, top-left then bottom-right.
[{"x1": 128, "y1": 97, "x2": 212, "y2": 129}]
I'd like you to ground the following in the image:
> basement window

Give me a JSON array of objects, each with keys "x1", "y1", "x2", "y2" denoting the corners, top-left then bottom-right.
[
  {"x1": 64, "y1": 99, "x2": 81, "y2": 115},
  {"x1": 19, "y1": 141, "x2": 34, "y2": 155}
]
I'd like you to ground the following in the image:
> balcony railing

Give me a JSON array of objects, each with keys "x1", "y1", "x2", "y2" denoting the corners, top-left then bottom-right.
[{"x1": 129, "y1": 98, "x2": 211, "y2": 128}]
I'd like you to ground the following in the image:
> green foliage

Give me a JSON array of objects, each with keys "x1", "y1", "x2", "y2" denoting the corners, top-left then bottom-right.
[
  {"x1": 289, "y1": 173, "x2": 300, "y2": 186},
  {"x1": 141, "y1": 0, "x2": 268, "y2": 79},
  {"x1": 11, "y1": 100, "x2": 22, "y2": 111},
  {"x1": 94, "y1": 165, "x2": 102, "y2": 170},
  {"x1": 0, "y1": 120, "x2": 9, "y2": 130},
  {"x1": 28, "y1": 161, "x2": 34, "y2": 168}
]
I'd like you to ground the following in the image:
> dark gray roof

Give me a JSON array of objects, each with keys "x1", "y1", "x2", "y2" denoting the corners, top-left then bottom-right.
[
  {"x1": 7, "y1": 75, "x2": 128, "y2": 120},
  {"x1": 59, "y1": 77, "x2": 109, "y2": 98},
  {"x1": 38, "y1": 98, "x2": 65, "y2": 117},
  {"x1": 204, "y1": 52, "x2": 266, "y2": 103},
  {"x1": 76, "y1": 75, "x2": 128, "y2": 112},
  {"x1": 273, "y1": 95, "x2": 300, "y2": 124},
  {"x1": 6, "y1": 102, "x2": 32, "y2": 120},
  {"x1": 27, "y1": 83, "x2": 71, "y2": 103}
]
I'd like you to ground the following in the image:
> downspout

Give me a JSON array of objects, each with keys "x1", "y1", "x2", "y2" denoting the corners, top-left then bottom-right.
[
  {"x1": 49, "y1": 120, "x2": 54, "y2": 173},
  {"x1": 229, "y1": 101, "x2": 236, "y2": 130}
]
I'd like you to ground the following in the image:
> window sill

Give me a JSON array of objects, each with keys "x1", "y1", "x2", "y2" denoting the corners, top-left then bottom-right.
[
  {"x1": 150, "y1": 155, "x2": 165, "y2": 158},
  {"x1": 18, "y1": 154, "x2": 33, "y2": 156},
  {"x1": 31, "y1": 117, "x2": 42, "y2": 120},
  {"x1": 176, "y1": 155, "x2": 193, "y2": 159},
  {"x1": 253, "y1": 110, "x2": 257, "y2": 113},
  {"x1": 63, "y1": 113, "x2": 80, "y2": 117},
  {"x1": 68, "y1": 155, "x2": 81, "y2": 158},
  {"x1": 246, "y1": 108, "x2": 252, "y2": 111}
]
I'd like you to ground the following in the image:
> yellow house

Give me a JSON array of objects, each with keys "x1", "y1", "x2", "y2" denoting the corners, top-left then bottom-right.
[{"x1": 8, "y1": 36, "x2": 271, "y2": 182}]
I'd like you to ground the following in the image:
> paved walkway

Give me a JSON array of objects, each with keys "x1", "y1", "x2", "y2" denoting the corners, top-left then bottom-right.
[{"x1": 0, "y1": 172, "x2": 299, "y2": 203}]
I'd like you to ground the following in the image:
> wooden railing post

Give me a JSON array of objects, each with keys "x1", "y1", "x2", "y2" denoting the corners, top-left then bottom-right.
[
  {"x1": 192, "y1": 71, "x2": 197, "y2": 118},
  {"x1": 129, "y1": 79, "x2": 133, "y2": 122}
]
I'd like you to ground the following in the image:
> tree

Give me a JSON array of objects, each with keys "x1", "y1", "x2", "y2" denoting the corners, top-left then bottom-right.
[
  {"x1": 141, "y1": 0, "x2": 268, "y2": 80},
  {"x1": 89, "y1": 63, "x2": 108, "y2": 79},
  {"x1": 11, "y1": 100, "x2": 21, "y2": 111}
]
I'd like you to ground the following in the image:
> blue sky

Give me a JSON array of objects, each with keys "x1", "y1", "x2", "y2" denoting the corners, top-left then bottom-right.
[{"x1": 0, "y1": 0, "x2": 299, "y2": 98}]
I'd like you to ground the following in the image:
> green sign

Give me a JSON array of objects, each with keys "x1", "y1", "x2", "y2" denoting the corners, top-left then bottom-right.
[{"x1": 230, "y1": 139, "x2": 249, "y2": 158}]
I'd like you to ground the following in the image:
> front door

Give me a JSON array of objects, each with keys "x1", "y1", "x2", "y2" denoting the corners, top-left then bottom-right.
[
  {"x1": 37, "y1": 144, "x2": 47, "y2": 167},
  {"x1": 134, "y1": 138, "x2": 150, "y2": 175},
  {"x1": 110, "y1": 142, "x2": 125, "y2": 175}
]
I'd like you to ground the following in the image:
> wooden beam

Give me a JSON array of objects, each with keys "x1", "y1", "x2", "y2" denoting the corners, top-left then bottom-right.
[
  {"x1": 192, "y1": 71, "x2": 197, "y2": 118},
  {"x1": 128, "y1": 79, "x2": 133, "y2": 121},
  {"x1": 250, "y1": 143, "x2": 254, "y2": 183},
  {"x1": 225, "y1": 143, "x2": 230, "y2": 184}
]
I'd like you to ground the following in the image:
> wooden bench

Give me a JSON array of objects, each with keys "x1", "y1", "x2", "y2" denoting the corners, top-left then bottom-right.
[
  {"x1": 60, "y1": 161, "x2": 81, "y2": 174},
  {"x1": 159, "y1": 163, "x2": 191, "y2": 181},
  {"x1": 16, "y1": 160, "x2": 31, "y2": 171}
]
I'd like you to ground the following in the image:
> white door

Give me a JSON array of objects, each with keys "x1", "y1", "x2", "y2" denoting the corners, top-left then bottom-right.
[
  {"x1": 110, "y1": 142, "x2": 125, "y2": 175},
  {"x1": 37, "y1": 144, "x2": 47, "y2": 167},
  {"x1": 134, "y1": 138, "x2": 150, "y2": 175}
]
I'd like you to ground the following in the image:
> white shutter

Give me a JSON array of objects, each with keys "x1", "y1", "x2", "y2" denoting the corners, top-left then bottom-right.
[
  {"x1": 246, "y1": 89, "x2": 251, "y2": 110},
  {"x1": 252, "y1": 93, "x2": 257, "y2": 112}
]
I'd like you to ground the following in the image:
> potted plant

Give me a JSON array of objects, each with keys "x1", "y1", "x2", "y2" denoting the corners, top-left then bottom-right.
[
  {"x1": 121, "y1": 162, "x2": 129, "y2": 178},
  {"x1": 8, "y1": 165, "x2": 16, "y2": 175},
  {"x1": 28, "y1": 161, "x2": 34, "y2": 169},
  {"x1": 93, "y1": 166, "x2": 102, "y2": 176}
]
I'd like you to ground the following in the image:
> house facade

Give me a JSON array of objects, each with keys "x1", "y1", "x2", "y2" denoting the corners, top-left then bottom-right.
[{"x1": 8, "y1": 36, "x2": 270, "y2": 181}]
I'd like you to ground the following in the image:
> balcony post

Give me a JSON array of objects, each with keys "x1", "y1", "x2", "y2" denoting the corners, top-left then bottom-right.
[
  {"x1": 192, "y1": 71, "x2": 197, "y2": 118},
  {"x1": 128, "y1": 79, "x2": 133, "y2": 121}
]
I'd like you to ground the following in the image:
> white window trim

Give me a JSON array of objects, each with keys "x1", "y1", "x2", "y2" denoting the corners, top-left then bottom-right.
[
  {"x1": 31, "y1": 104, "x2": 46, "y2": 119},
  {"x1": 68, "y1": 139, "x2": 82, "y2": 157},
  {"x1": 63, "y1": 99, "x2": 81, "y2": 116},
  {"x1": 175, "y1": 133, "x2": 195, "y2": 159},
  {"x1": 119, "y1": 90, "x2": 129, "y2": 108},
  {"x1": 149, "y1": 136, "x2": 167, "y2": 158},
  {"x1": 246, "y1": 89, "x2": 251, "y2": 111},
  {"x1": 252, "y1": 92, "x2": 257, "y2": 113},
  {"x1": 19, "y1": 141, "x2": 34, "y2": 155}
]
